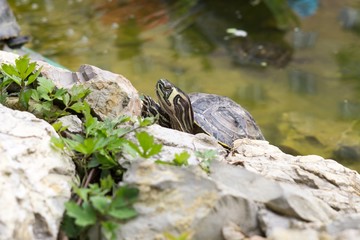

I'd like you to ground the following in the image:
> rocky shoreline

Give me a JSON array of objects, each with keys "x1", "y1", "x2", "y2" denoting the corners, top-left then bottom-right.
[{"x1": 1, "y1": 50, "x2": 360, "y2": 240}]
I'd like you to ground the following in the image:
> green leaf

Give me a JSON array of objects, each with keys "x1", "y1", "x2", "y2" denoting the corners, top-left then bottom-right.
[
  {"x1": 146, "y1": 143, "x2": 162, "y2": 158},
  {"x1": 15, "y1": 55, "x2": 30, "y2": 79},
  {"x1": 100, "y1": 175, "x2": 114, "y2": 191},
  {"x1": 138, "y1": 116, "x2": 155, "y2": 127},
  {"x1": 62, "y1": 92, "x2": 71, "y2": 106},
  {"x1": 105, "y1": 136, "x2": 127, "y2": 152},
  {"x1": 112, "y1": 186, "x2": 139, "y2": 209},
  {"x1": 26, "y1": 66, "x2": 42, "y2": 86},
  {"x1": 65, "y1": 202, "x2": 97, "y2": 227},
  {"x1": 134, "y1": 131, "x2": 162, "y2": 158},
  {"x1": 31, "y1": 89, "x2": 40, "y2": 101},
  {"x1": 101, "y1": 221, "x2": 118, "y2": 240},
  {"x1": 136, "y1": 131, "x2": 154, "y2": 153},
  {"x1": 40, "y1": 101, "x2": 53, "y2": 111},
  {"x1": 122, "y1": 141, "x2": 141, "y2": 157},
  {"x1": 69, "y1": 85, "x2": 90, "y2": 102},
  {"x1": 54, "y1": 88, "x2": 67, "y2": 99},
  {"x1": 69, "y1": 101, "x2": 86, "y2": 113},
  {"x1": 19, "y1": 89, "x2": 33, "y2": 109},
  {"x1": 92, "y1": 151, "x2": 118, "y2": 169},
  {"x1": 90, "y1": 195, "x2": 110, "y2": 214},
  {"x1": 52, "y1": 121, "x2": 68, "y2": 133},
  {"x1": 1, "y1": 64, "x2": 19, "y2": 79},
  {"x1": 108, "y1": 208, "x2": 137, "y2": 220},
  {"x1": 61, "y1": 214, "x2": 82, "y2": 238},
  {"x1": 37, "y1": 77, "x2": 55, "y2": 94},
  {"x1": 51, "y1": 136, "x2": 65, "y2": 149},
  {"x1": 172, "y1": 151, "x2": 190, "y2": 166},
  {"x1": 0, "y1": 76, "x2": 13, "y2": 88},
  {"x1": 73, "y1": 186, "x2": 91, "y2": 202},
  {"x1": 75, "y1": 137, "x2": 111, "y2": 155}
]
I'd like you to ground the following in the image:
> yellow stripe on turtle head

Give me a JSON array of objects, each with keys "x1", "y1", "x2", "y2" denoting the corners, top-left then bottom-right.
[{"x1": 156, "y1": 79, "x2": 194, "y2": 133}]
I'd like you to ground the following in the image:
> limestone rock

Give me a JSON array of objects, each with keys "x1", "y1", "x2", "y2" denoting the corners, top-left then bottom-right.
[
  {"x1": 210, "y1": 161, "x2": 336, "y2": 228},
  {"x1": 119, "y1": 161, "x2": 260, "y2": 240},
  {"x1": 79, "y1": 64, "x2": 141, "y2": 119},
  {"x1": 326, "y1": 213, "x2": 360, "y2": 237},
  {"x1": 268, "y1": 229, "x2": 321, "y2": 240},
  {"x1": 0, "y1": 104, "x2": 76, "y2": 240},
  {"x1": 57, "y1": 115, "x2": 83, "y2": 133},
  {"x1": 228, "y1": 139, "x2": 360, "y2": 213},
  {"x1": 125, "y1": 124, "x2": 227, "y2": 165},
  {"x1": 0, "y1": 51, "x2": 142, "y2": 120}
]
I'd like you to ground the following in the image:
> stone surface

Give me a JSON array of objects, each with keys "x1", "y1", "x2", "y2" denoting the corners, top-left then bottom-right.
[
  {"x1": 119, "y1": 161, "x2": 260, "y2": 240},
  {"x1": 212, "y1": 160, "x2": 337, "y2": 221},
  {"x1": 0, "y1": 104, "x2": 76, "y2": 240},
  {"x1": 79, "y1": 64, "x2": 141, "y2": 119},
  {"x1": 125, "y1": 124, "x2": 227, "y2": 165},
  {"x1": 57, "y1": 115, "x2": 83, "y2": 133},
  {"x1": 228, "y1": 139, "x2": 360, "y2": 214},
  {"x1": 0, "y1": 51, "x2": 142, "y2": 120},
  {"x1": 326, "y1": 213, "x2": 360, "y2": 236}
]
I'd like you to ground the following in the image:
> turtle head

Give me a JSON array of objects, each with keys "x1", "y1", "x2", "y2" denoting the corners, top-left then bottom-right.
[{"x1": 156, "y1": 79, "x2": 194, "y2": 133}]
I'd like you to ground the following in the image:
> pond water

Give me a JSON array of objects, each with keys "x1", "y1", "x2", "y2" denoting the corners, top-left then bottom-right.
[{"x1": 8, "y1": 0, "x2": 360, "y2": 170}]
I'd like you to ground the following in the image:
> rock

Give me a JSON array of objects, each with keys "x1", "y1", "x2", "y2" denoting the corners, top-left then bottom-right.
[
  {"x1": 222, "y1": 222, "x2": 246, "y2": 240},
  {"x1": 79, "y1": 64, "x2": 141, "y2": 119},
  {"x1": 228, "y1": 139, "x2": 360, "y2": 214},
  {"x1": 326, "y1": 213, "x2": 360, "y2": 237},
  {"x1": 43, "y1": 63, "x2": 142, "y2": 120},
  {"x1": 268, "y1": 228, "x2": 321, "y2": 240},
  {"x1": 210, "y1": 161, "x2": 336, "y2": 228},
  {"x1": 119, "y1": 161, "x2": 260, "y2": 240},
  {"x1": 0, "y1": 51, "x2": 142, "y2": 120},
  {"x1": 0, "y1": 104, "x2": 76, "y2": 239},
  {"x1": 57, "y1": 115, "x2": 83, "y2": 133},
  {"x1": 125, "y1": 124, "x2": 227, "y2": 165}
]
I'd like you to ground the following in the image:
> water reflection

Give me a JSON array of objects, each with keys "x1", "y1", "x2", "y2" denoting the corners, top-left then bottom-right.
[
  {"x1": 338, "y1": 100, "x2": 360, "y2": 120},
  {"x1": 288, "y1": 69, "x2": 317, "y2": 94}
]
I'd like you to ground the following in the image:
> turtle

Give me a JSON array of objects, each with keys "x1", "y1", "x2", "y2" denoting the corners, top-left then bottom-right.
[
  {"x1": 142, "y1": 79, "x2": 265, "y2": 148},
  {"x1": 0, "y1": 0, "x2": 29, "y2": 49}
]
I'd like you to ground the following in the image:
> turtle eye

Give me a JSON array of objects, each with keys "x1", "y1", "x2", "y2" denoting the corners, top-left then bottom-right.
[{"x1": 163, "y1": 82, "x2": 172, "y2": 91}]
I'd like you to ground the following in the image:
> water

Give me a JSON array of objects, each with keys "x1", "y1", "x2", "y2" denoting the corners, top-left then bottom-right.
[{"x1": 8, "y1": 0, "x2": 360, "y2": 170}]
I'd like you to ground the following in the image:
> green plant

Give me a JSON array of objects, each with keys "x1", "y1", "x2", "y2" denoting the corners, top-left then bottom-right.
[
  {"x1": 0, "y1": 55, "x2": 90, "y2": 121},
  {"x1": 123, "y1": 131, "x2": 163, "y2": 159},
  {"x1": 0, "y1": 55, "x2": 41, "y2": 109},
  {"x1": 63, "y1": 175, "x2": 139, "y2": 240},
  {"x1": 31, "y1": 77, "x2": 90, "y2": 120},
  {"x1": 195, "y1": 149, "x2": 217, "y2": 173},
  {"x1": 156, "y1": 151, "x2": 190, "y2": 166}
]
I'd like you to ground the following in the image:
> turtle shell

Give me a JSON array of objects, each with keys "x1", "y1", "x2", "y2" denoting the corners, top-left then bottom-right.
[{"x1": 189, "y1": 92, "x2": 264, "y2": 147}]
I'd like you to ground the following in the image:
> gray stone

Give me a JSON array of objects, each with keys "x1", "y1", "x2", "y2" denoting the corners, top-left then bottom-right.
[
  {"x1": 268, "y1": 228, "x2": 321, "y2": 240},
  {"x1": 125, "y1": 124, "x2": 226, "y2": 165},
  {"x1": 0, "y1": 51, "x2": 142, "y2": 120},
  {"x1": 326, "y1": 213, "x2": 360, "y2": 236},
  {"x1": 79, "y1": 64, "x2": 141, "y2": 119},
  {"x1": 119, "y1": 161, "x2": 260, "y2": 240},
  {"x1": 0, "y1": 104, "x2": 76, "y2": 239},
  {"x1": 210, "y1": 161, "x2": 337, "y2": 223},
  {"x1": 228, "y1": 139, "x2": 360, "y2": 213},
  {"x1": 57, "y1": 115, "x2": 83, "y2": 133}
]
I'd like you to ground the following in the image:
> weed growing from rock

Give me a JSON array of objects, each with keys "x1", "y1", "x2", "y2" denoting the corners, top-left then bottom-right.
[{"x1": 0, "y1": 55, "x2": 214, "y2": 240}]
